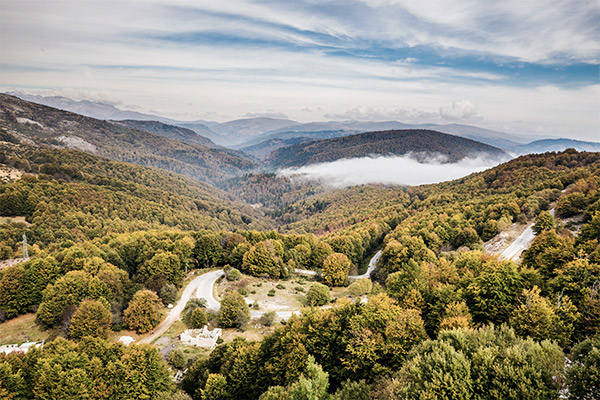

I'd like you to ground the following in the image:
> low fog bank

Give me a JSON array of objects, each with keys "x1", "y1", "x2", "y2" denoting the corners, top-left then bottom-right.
[{"x1": 278, "y1": 154, "x2": 507, "y2": 188}]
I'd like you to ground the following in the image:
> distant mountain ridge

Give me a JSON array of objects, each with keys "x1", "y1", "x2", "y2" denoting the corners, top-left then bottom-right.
[
  {"x1": 0, "y1": 94, "x2": 255, "y2": 184},
  {"x1": 267, "y1": 129, "x2": 509, "y2": 168},
  {"x1": 110, "y1": 119, "x2": 216, "y2": 147},
  {"x1": 7, "y1": 92, "x2": 598, "y2": 156}
]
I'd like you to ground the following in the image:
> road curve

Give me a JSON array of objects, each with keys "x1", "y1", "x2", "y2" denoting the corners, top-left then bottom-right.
[
  {"x1": 139, "y1": 269, "x2": 224, "y2": 344},
  {"x1": 294, "y1": 250, "x2": 382, "y2": 280},
  {"x1": 349, "y1": 250, "x2": 382, "y2": 279},
  {"x1": 139, "y1": 250, "x2": 384, "y2": 343},
  {"x1": 499, "y1": 209, "x2": 555, "y2": 262}
]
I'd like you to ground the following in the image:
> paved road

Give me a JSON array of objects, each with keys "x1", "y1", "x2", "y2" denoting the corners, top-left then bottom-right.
[
  {"x1": 139, "y1": 270, "x2": 223, "y2": 344},
  {"x1": 349, "y1": 250, "x2": 382, "y2": 279},
  {"x1": 499, "y1": 209, "x2": 555, "y2": 261},
  {"x1": 139, "y1": 250, "x2": 383, "y2": 343},
  {"x1": 294, "y1": 250, "x2": 382, "y2": 280}
]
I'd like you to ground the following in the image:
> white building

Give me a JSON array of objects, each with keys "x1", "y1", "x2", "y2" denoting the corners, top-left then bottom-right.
[{"x1": 180, "y1": 326, "x2": 222, "y2": 350}]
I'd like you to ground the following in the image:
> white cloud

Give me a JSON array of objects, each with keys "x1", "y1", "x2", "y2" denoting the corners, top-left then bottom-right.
[
  {"x1": 439, "y1": 100, "x2": 482, "y2": 121},
  {"x1": 0, "y1": 1, "x2": 598, "y2": 139},
  {"x1": 324, "y1": 106, "x2": 438, "y2": 122},
  {"x1": 278, "y1": 154, "x2": 503, "y2": 188},
  {"x1": 244, "y1": 111, "x2": 289, "y2": 119}
]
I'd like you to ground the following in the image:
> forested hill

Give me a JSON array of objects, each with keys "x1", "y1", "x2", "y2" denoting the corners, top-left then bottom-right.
[
  {"x1": 0, "y1": 94, "x2": 255, "y2": 184},
  {"x1": 110, "y1": 119, "x2": 216, "y2": 147},
  {"x1": 268, "y1": 129, "x2": 509, "y2": 168},
  {"x1": 0, "y1": 142, "x2": 269, "y2": 252}
]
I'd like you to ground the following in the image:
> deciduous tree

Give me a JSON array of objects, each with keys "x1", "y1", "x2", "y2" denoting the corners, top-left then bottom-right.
[{"x1": 123, "y1": 290, "x2": 162, "y2": 333}]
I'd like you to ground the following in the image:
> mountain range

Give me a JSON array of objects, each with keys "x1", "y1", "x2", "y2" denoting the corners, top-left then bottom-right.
[
  {"x1": 7, "y1": 93, "x2": 598, "y2": 158},
  {"x1": 0, "y1": 94, "x2": 254, "y2": 184}
]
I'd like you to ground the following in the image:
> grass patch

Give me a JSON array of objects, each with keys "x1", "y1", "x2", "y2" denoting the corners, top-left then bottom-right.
[{"x1": 0, "y1": 314, "x2": 54, "y2": 344}]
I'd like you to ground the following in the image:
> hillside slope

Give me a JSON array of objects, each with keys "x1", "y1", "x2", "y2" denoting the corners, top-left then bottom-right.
[
  {"x1": 0, "y1": 94, "x2": 255, "y2": 184},
  {"x1": 110, "y1": 119, "x2": 216, "y2": 147},
  {"x1": 0, "y1": 142, "x2": 269, "y2": 251},
  {"x1": 268, "y1": 129, "x2": 509, "y2": 168}
]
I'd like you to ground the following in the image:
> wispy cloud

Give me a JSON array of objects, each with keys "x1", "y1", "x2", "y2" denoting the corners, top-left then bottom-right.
[
  {"x1": 0, "y1": 0, "x2": 598, "y2": 139},
  {"x1": 278, "y1": 154, "x2": 502, "y2": 188}
]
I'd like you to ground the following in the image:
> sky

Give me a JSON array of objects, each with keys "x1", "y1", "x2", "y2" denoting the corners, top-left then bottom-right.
[{"x1": 1, "y1": 0, "x2": 599, "y2": 140}]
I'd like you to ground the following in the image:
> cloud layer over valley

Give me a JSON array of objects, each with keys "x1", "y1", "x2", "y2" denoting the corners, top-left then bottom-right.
[{"x1": 278, "y1": 154, "x2": 505, "y2": 188}]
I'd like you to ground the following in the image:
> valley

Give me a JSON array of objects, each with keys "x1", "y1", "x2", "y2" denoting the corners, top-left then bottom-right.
[{"x1": 0, "y1": 97, "x2": 599, "y2": 400}]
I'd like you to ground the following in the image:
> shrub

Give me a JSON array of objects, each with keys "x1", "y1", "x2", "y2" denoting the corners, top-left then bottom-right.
[
  {"x1": 259, "y1": 311, "x2": 277, "y2": 327},
  {"x1": 347, "y1": 278, "x2": 373, "y2": 296},
  {"x1": 218, "y1": 291, "x2": 250, "y2": 328},
  {"x1": 159, "y1": 283, "x2": 177, "y2": 306},
  {"x1": 306, "y1": 283, "x2": 331, "y2": 306},
  {"x1": 268, "y1": 289, "x2": 276, "y2": 297},
  {"x1": 167, "y1": 348, "x2": 186, "y2": 370},
  {"x1": 226, "y1": 268, "x2": 241, "y2": 281}
]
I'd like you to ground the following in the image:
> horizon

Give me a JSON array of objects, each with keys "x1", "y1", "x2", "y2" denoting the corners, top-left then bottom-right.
[{"x1": 1, "y1": 1, "x2": 599, "y2": 141}]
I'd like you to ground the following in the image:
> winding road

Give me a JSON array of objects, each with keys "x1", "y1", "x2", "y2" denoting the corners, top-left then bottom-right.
[
  {"x1": 141, "y1": 205, "x2": 557, "y2": 344},
  {"x1": 498, "y1": 209, "x2": 554, "y2": 261},
  {"x1": 139, "y1": 251, "x2": 383, "y2": 343},
  {"x1": 139, "y1": 270, "x2": 223, "y2": 344}
]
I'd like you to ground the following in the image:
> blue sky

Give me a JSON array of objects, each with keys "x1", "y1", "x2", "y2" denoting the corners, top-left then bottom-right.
[{"x1": 1, "y1": 0, "x2": 599, "y2": 140}]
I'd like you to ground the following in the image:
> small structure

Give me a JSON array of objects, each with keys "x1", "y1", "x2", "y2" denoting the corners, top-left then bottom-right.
[
  {"x1": 118, "y1": 336, "x2": 135, "y2": 346},
  {"x1": 180, "y1": 325, "x2": 222, "y2": 350},
  {"x1": 0, "y1": 341, "x2": 43, "y2": 354},
  {"x1": 159, "y1": 344, "x2": 176, "y2": 360}
]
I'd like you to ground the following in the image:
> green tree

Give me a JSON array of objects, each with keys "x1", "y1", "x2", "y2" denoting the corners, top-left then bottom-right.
[
  {"x1": 510, "y1": 286, "x2": 578, "y2": 347},
  {"x1": 167, "y1": 348, "x2": 186, "y2": 370},
  {"x1": 396, "y1": 339, "x2": 472, "y2": 400},
  {"x1": 466, "y1": 259, "x2": 523, "y2": 325},
  {"x1": 36, "y1": 270, "x2": 98, "y2": 328},
  {"x1": 0, "y1": 361, "x2": 26, "y2": 400},
  {"x1": 159, "y1": 283, "x2": 177, "y2": 306},
  {"x1": 385, "y1": 260, "x2": 426, "y2": 303},
  {"x1": 567, "y1": 335, "x2": 600, "y2": 400},
  {"x1": 123, "y1": 290, "x2": 162, "y2": 333},
  {"x1": 522, "y1": 230, "x2": 574, "y2": 280},
  {"x1": 242, "y1": 240, "x2": 286, "y2": 278},
  {"x1": 139, "y1": 251, "x2": 184, "y2": 286},
  {"x1": 188, "y1": 307, "x2": 207, "y2": 328},
  {"x1": 394, "y1": 326, "x2": 564, "y2": 400},
  {"x1": 69, "y1": 299, "x2": 112, "y2": 340},
  {"x1": 532, "y1": 210, "x2": 555, "y2": 235},
  {"x1": 258, "y1": 356, "x2": 329, "y2": 400},
  {"x1": 344, "y1": 294, "x2": 427, "y2": 377},
  {"x1": 381, "y1": 236, "x2": 436, "y2": 274},
  {"x1": 305, "y1": 283, "x2": 331, "y2": 306},
  {"x1": 218, "y1": 291, "x2": 250, "y2": 328},
  {"x1": 193, "y1": 232, "x2": 223, "y2": 269},
  {"x1": 201, "y1": 373, "x2": 229, "y2": 400},
  {"x1": 333, "y1": 379, "x2": 371, "y2": 400},
  {"x1": 322, "y1": 252, "x2": 351, "y2": 287}
]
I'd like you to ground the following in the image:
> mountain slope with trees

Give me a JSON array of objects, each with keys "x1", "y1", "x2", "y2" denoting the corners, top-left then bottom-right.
[
  {"x1": 268, "y1": 129, "x2": 509, "y2": 168},
  {"x1": 0, "y1": 142, "x2": 268, "y2": 256},
  {"x1": 0, "y1": 94, "x2": 255, "y2": 184},
  {"x1": 110, "y1": 119, "x2": 216, "y2": 147}
]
